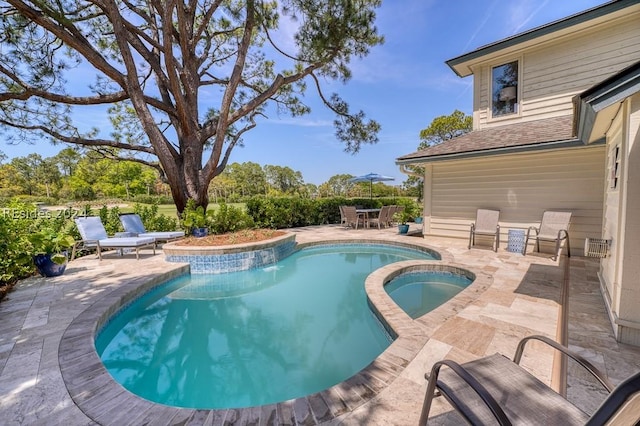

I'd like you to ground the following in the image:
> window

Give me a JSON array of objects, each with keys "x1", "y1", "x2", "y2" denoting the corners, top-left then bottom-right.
[
  {"x1": 611, "y1": 145, "x2": 620, "y2": 189},
  {"x1": 491, "y1": 61, "x2": 519, "y2": 118}
]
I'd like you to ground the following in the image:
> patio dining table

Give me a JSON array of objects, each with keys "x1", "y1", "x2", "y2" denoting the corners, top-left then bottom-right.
[{"x1": 356, "y1": 208, "x2": 381, "y2": 228}]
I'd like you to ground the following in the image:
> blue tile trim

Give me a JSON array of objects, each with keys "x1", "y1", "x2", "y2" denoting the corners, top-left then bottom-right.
[{"x1": 166, "y1": 240, "x2": 297, "y2": 274}]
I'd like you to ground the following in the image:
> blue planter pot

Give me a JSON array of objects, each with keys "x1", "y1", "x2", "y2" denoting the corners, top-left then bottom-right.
[
  {"x1": 414, "y1": 217, "x2": 423, "y2": 224},
  {"x1": 33, "y1": 253, "x2": 68, "y2": 277},
  {"x1": 192, "y1": 227, "x2": 209, "y2": 238},
  {"x1": 398, "y1": 224, "x2": 410, "y2": 234}
]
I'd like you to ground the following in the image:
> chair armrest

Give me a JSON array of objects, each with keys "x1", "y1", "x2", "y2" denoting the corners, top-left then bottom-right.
[
  {"x1": 513, "y1": 335, "x2": 614, "y2": 392},
  {"x1": 420, "y1": 359, "x2": 512, "y2": 426}
]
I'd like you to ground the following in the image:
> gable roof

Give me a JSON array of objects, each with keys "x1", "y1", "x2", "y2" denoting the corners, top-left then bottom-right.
[
  {"x1": 396, "y1": 116, "x2": 582, "y2": 165},
  {"x1": 447, "y1": 0, "x2": 639, "y2": 77}
]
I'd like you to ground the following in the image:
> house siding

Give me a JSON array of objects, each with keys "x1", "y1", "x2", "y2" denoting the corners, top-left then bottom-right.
[
  {"x1": 616, "y1": 94, "x2": 640, "y2": 345},
  {"x1": 422, "y1": 146, "x2": 605, "y2": 256},
  {"x1": 475, "y1": 13, "x2": 640, "y2": 128}
]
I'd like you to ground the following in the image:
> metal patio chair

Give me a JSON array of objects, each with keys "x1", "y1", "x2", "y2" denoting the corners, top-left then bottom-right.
[
  {"x1": 419, "y1": 335, "x2": 640, "y2": 425},
  {"x1": 368, "y1": 205, "x2": 393, "y2": 229},
  {"x1": 469, "y1": 209, "x2": 500, "y2": 252},
  {"x1": 524, "y1": 211, "x2": 572, "y2": 259},
  {"x1": 342, "y1": 206, "x2": 365, "y2": 229}
]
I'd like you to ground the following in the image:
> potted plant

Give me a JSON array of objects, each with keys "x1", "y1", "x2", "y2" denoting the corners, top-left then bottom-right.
[
  {"x1": 393, "y1": 207, "x2": 415, "y2": 235},
  {"x1": 182, "y1": 200, "x2": 209, "y2": 237},
  {"x1": 411, "y1": 199, "x2": 424, "y2": 224},
  {"x1": 27, "y1": 228, "x2": 76, "y2": 277}
]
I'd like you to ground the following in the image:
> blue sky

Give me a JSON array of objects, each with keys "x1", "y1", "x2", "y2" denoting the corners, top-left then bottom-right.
[{"x1": 2, "y1": 0, "x2": 608, "y2": 185}]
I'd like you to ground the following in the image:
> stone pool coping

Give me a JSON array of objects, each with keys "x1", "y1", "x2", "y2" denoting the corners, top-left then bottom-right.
[{"x1": 58, "y1": 239, "x2": 492, "y2": 425}]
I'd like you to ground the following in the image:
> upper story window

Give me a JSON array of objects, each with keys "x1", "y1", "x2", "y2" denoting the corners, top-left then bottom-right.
[{"x1": 491, "y1": 61, "x2": 519, "y2": 118}]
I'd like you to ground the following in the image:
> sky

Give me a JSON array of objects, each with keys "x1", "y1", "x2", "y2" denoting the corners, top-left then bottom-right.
[{"x1": 1, "y1": 0, "x2": 610, "y2": 185}]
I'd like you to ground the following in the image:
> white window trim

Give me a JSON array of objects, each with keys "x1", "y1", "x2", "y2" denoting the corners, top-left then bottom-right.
[{"x1": 488, "y1": 57, "x2": 522, "y2": 122}]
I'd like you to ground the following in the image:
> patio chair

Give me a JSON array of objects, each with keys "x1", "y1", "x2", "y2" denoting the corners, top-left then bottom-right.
[
  {"x1": 419, "y1": 335, "x2": 640, "y2": 426},
  {"x1": 368, "y1": 205, "x2": 393, "y2": 229},
  {"x1": 524, "y1": 211, "x2": 572, "y2": 259},
  {"x1": 339, "y1": 205, "x2": 348, "y2": 226},
  {"x1": 342, "y1": 206, "x2": 365, "y2": 229},
  {"x1": 119, "y1": 213, "x2": 185, "y2": 243},
  {"x1": 389, "y1": 205, "x2": 403, "y2": 225},
  {"x1": 72, "y1": 216, "x2": 157, "y2": 260},
  {"x1": 468, "y1": 209, "x2": 500, "y2": 252}
]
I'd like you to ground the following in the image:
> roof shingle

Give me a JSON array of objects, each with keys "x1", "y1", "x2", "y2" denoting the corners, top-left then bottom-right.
[{"x1": 396, "y1": 115, "x2": 576, "y2": 163}]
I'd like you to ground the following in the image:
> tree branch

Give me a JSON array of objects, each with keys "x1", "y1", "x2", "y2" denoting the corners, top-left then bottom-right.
[{"x1": 0, "y1": 118, "x2": 156, "y2": 154}]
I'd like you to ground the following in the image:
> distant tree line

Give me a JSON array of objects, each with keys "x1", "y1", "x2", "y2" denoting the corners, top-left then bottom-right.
[{"x1": 0, "y1": 148, "x2": 411, "y2": 203}]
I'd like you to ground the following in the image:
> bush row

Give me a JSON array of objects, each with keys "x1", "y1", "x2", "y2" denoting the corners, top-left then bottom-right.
[{"x1": 245, "y1": 196, "x2": 418, "y2": 229}]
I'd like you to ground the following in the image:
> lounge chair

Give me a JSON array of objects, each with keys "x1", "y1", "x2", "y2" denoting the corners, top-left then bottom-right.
[
  {"x1": 468, "y1": 209, "x2": 500, "y2": 252},
  {"x1": 419, "y1": 335, "x2": 640, "y2": 426},
  {"x1": 524, "y1": 211, "x2": 572, "y2": 259},
  {"x1": 72, "y1": 216, "x2": 157, "y2": 260},
  {"x1": 368, "y1": 205, "x2": 393, "y2": 229},
  {"x1": 119, "y1": 213, "x2": 185, "y2": 243},
  {"x1": 342, "y1": 206, "x2": 365, "y2": 229}
]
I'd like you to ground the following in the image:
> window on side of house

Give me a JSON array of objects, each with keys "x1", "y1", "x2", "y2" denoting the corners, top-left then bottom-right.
[
  {"x1": 491, "y1": 60, "x2": 519, "y2": 118},
  {"x1": 611, "y1": 144, "x2": 621, "y2": 189}
]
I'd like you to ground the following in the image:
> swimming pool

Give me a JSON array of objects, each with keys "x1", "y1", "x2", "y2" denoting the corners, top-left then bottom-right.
[{"x1": 95, "y1": 243, "x2": 437, "y2": 409}]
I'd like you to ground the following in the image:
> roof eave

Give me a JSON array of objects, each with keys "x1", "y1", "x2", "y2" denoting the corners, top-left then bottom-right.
[
  {"x1": 574, "y1": 61, "x2": 640, "y2": 143},
  {"x1": 395, "y1": 139, "x2": 592, "y2": 166},
  {"x1": 446, "y1": 0, "x2": 638, "y2": 78}
]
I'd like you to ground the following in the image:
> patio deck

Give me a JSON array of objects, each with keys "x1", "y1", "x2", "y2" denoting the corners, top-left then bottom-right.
[{"x1": 1, "y1": 224, "x2": 639, "y2": 425}]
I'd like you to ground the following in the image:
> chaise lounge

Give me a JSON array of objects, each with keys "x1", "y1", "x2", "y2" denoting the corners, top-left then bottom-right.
[
  {"x1": 119, "y1": 213, "x2": 185, "y2": 243},
  {"x1": 72, "y1": 216, "x2": 157, "y2": 260}
]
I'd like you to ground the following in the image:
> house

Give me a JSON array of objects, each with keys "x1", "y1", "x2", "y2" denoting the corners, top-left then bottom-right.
[{"x1": 396, "y1": 0, "x2": 640, "y2": 346}]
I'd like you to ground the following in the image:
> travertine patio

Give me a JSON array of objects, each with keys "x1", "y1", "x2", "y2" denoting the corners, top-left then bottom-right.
[{"x1": 1, "y1": 224, "x2": 639, "y2": 425}]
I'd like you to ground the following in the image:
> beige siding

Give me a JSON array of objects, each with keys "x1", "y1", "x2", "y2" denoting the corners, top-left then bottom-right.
[
  {"x1": 424, "y1": 146, "x2": 606, "y2": 256},
  {"x1": 475, "y1": 13, "x2": 640, "y2": 128},
  {"x1": 617, "y1": 94, "x2": 640, "y2": 345}
]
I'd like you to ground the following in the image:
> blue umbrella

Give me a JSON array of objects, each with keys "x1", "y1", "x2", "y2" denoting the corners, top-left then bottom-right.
[{"x1": 349, "y1": 172, "x2": 395, "y2": 198}]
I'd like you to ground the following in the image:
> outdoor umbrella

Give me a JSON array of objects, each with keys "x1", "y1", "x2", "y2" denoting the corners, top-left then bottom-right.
[{"x1": 348, "y1": 172, "x2": 395, "y2": 198}]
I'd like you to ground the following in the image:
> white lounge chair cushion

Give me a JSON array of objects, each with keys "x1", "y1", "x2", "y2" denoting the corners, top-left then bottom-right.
[
  {"x1": 137, "y1": 231, "x2": 185, "y2": 239},
  {"x1": 97, "y1": 237, "x2": 156, "y2": 248}
]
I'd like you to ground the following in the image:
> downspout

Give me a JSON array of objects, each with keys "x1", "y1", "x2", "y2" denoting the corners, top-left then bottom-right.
[{"x1": 399, "y1": 163, "x2": 430, "y2": 235}]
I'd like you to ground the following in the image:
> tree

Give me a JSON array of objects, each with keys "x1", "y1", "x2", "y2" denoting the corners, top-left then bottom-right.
[
  {"x1": 418, "y1": 109, "x2": 472, "y2": 148},
  {"x1": 225, "y1": 162, "x2": 267, "y2": 197},
  {"x1": 53, "y1": 148, "x2": 81, "y2": 177},
  {"x1": 0, "y1": 1, "x2": 383, "y2": 212},
  {"x1": 325, "y1": 173, "x2": 354, "y2": 196},
  {"x1": 406, "y1": 110, "x2": 473, "y2": 198},
  {"x1": 264, "y1": 164, "x2": 303, "y2": 194}
]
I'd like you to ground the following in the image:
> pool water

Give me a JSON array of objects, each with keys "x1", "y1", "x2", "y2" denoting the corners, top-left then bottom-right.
[
  {"x1": 385, "y1": 271, "x2": 472, "y2": 319},
  {"x1": 96, "y1": 244, "x2": 435, "y2": 409}
]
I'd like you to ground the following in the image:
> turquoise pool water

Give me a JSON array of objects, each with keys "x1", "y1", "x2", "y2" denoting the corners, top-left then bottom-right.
[
  {"x1": 95, "y1": 244, "x2": 436, "y2": 409},
  {"x1": 385, "y1": 271, "x2": 472, "y2": 319}
]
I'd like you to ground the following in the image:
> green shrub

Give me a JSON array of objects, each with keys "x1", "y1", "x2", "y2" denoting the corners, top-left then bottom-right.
[
  {"x1": 98, "y1": 205, "x2": 124, "y2": 234},
  {"x1": 245, "y1": 196, "x2": 418, "y2": 228},
  {"x1": 209, "y1": 203, "x2": 254, "y2": 234},
  {"x1": 132, "y1": 203, "x2": 178, "y2": 232}
]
